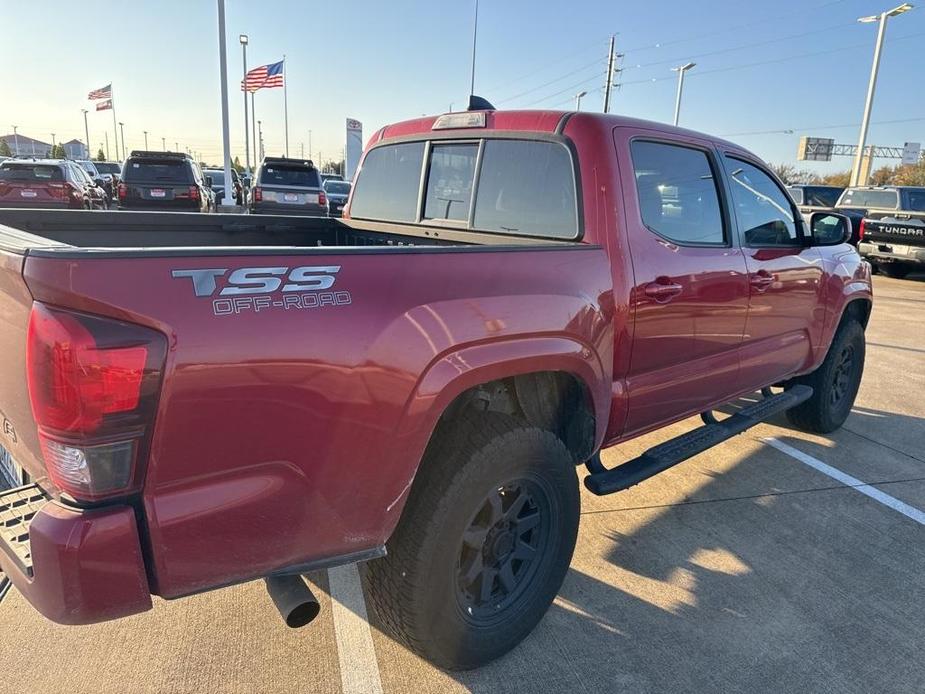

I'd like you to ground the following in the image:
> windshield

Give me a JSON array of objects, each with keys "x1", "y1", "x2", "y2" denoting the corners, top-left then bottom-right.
[
  {"x1": 324, "y1": 181, "x2": 351, "y2": 195},
  {"x1": 77, "y1": 161, "x2": 97, "y2": 174},
  {"x1": 123, "y1": 158, "x2": 193, "y2": 183},
  {"x1": 837, "y1": 189, "x2": 899, "y2": 209},
  {"x1": 0, "y1": 164, "x2": 64, "y2": 181},
  {"x1": 260, "y1": 165, "x2": 320, "y2": 188}
]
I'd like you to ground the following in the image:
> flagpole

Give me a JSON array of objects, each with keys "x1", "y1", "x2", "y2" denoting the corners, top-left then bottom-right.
[
  {"x1": 283, "y1": 54, "x2": 289, "y2": 157},
  {"x1": 110, "y1": 86, "x2": 119, "y2": 160}
]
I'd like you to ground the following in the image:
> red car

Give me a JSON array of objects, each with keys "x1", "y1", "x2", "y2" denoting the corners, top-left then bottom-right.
[
  {"x1": 0, "y1": 107, "x2": 871, "y2": 670},
  {"x1": 0, "y1": 159, "x2": 107, "y2": 209}
]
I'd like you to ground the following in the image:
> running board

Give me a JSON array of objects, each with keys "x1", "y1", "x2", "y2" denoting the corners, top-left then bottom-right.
[{"x1": 584, "y1": 385, "x2": 813, "y2": 496}]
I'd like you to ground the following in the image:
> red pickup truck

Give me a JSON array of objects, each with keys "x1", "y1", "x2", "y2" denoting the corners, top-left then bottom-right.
[{"x1": 0, "y1": 108, "x2": 871, "y2": 670}]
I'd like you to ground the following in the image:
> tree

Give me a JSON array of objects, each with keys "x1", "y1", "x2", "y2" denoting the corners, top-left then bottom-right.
[
  {"x1": 48, "y1": 144, "x2": 66, "y2": 159},
  {"x1": 0, "y1": 140, "x2": 11, "y2": 157},
  {"x1": 232, "y1": 156, "x2": 243, "y2": 173},
  {"x1": 816, "y1": 170, "x2": 851, "y2": 187},
  {"x1": 770, "y1": 162, "x2": 813, "y2": 185},
  {"x1": 96, "y1": 148, "x2": 106, "y2": 162},
  {"x1": 892, "y1": 156, "x2": 925, "y2": 186}
]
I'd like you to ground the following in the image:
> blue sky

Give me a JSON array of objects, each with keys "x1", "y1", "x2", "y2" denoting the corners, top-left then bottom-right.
[{"x1": 2, "y1": 0, "x2": 923, "y2": 173}]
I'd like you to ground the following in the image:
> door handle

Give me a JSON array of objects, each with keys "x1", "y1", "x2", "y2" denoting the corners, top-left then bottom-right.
[
  {"x1": 750, "y1": 271, "x2": 775, "y2": 291},
  {"x1": 644, "y1": 281, "x2": 683, "y2": 302}
]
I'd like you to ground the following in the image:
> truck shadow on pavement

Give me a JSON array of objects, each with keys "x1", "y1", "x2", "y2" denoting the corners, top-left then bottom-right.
[{"x1": 347, "y1": 399, "x2": 925, "y2": 693}]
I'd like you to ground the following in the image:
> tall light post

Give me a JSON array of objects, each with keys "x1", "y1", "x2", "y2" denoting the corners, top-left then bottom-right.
[
  {"x1": 215, "y1": 0, "x2": 235, "y2": 207},
  {"x1": 143, "y1": 130, "x2": 149, "y2": 149},
  {"x1": 162, "y1": 137, "x2": 166, "y2": 150},
  {"x1": 850, "y1": 3, "x2": 914, "y2": 186},
  {"x1": 257, "y1": 120, "x2": 263, "y2": 160},
  {"x1": 671, "y1": 62, "x2": 696, "y2": 126},
  {"x1": 574, "y1": 90, "x2": 588, "y2": 111},
  {"x1": 81, "y1": 111, "x2": 90, "y2": 160},
  {"x1": 240, "y1": 34, "x2": 251, "y2": 177},
  {"x1": 11, "y1": 126, "x2": 19, "y2": 156},
  {"x1": 118, "y1": 122, "x2": 126, "y2": 159},
  {"x1": 308, "y1": 130, "x2": 312, "y2": 162}
]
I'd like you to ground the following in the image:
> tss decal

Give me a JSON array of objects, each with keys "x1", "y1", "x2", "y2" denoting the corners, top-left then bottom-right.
[{"x1": 171, "y1": 266, "x2": 352, "y2": 316}]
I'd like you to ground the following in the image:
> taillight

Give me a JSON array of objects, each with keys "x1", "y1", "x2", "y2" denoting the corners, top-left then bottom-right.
[
  {"x1": 858, "y1": 218, "x2": 866, "y2": 240},
  {"x1": 47, "y1": 183, "x2": 69, "y2": 199},
  {"x1": 118, "y1": 183, "x2": 127, "y2": 200},
  {"x1": 189, "y1": 186, "x2": 200, "y2": 201},
  {"x1": 26, "y1": 303, "x2": 167, "y2": 502},
  {"x1": 254, "y1": 186, "x2": 262, "y2": 202},
  {"x1": 318, "y1": 190, "x2": 327, "y2": 206}
]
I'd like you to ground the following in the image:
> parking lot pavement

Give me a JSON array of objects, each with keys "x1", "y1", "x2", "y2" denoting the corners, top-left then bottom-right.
[{"x1": 2, "y1": 274, "x2": 924, "y2": 694}]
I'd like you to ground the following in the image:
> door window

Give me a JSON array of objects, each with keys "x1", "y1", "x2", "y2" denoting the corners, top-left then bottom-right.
[
  {"x1": 630, "y1": 140, "x2": 726, "y2": 245},
  {"x1": 726, "y1": 157, "x2": 800, "y2": 247}
]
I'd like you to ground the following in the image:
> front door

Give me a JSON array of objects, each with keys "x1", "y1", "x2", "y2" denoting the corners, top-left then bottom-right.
[
  {"x1": 720, "y1": 155, "x2": 825, "y2": 391},
  {"x1": 617, "y1": 132, "x2": 750, "y2": 436}
]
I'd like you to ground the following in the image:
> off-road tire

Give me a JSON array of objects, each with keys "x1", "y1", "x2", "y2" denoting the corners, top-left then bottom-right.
[
  {"x1": 786, "y1": 319, "x2": 865, "y2": 433},
  {"x1": 363, "y1": 413, "x2": 580, "y2": 671}
]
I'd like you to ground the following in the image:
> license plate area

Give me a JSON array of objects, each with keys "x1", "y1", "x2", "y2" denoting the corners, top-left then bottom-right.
[
  {"x1": 284, "y1": 193, "x2": 299, "y2": 202},
  {"x1": 20, "y1": 190, "x2": 37, "y2": 198},
  {"x1": 0, "y1": 444, "x2": 22, "y2": 489},
  {"x1": 150, "y1": 189, "x2": 166, "y2": 198}
]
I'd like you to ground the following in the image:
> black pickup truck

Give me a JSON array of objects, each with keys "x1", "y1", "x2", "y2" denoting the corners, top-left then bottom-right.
[{"x1": 846, "y1": 186, "x2": 925, "y2": 278}]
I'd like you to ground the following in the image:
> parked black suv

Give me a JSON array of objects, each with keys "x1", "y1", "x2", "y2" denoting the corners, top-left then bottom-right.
[
  {"x1": 250, "y1": 157, "x2": 327, "y2": 216},
  {"x1": 118, "y1": 151, "x2": 214, "y2": 212}
]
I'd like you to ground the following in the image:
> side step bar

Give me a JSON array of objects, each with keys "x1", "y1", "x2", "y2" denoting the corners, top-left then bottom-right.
[{"x1": 584, "y1": 385, "x2": 813, "y2": 496}]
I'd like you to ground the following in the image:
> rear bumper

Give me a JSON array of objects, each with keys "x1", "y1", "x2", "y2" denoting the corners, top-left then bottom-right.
[
  {"x1": 118, "y1": 201, "x2": 202, "y2": 212},
  {"x1": 251, "y1": 201, "x2": 327, "y2": 216},
  {"x1": 0, "y1": 485, "x2": 151, "y2": 625},
  {"x1": 859, "y1": 241, "x2": 925, "y2": 265}
]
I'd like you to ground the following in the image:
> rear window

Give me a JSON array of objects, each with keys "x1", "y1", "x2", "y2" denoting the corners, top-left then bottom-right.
[
  {"x1": 350, "y1": 142, "x2": 425, "y2": 222},
  {"x1": 0, "y1": 164, "x2": 64, "y2": 181},
  {"x1": 324, "y1": 181, "x2": 351, "y2": 195},
  {"x1": 260, "y1": 165, "x2": 320, "y2": 188},
  {"x1": 837, "y1": 189, "x2": 898, "y2": 209},
  {"x1": 807, "y1": 187, "x2": 841, "y2": 207},
  {"x1": 350, "y1": 138, "x2": 578, "y2": 238},
  {"x1": 95, "y1": 162, "x2": 121, "y2": 174},
  {"x1": 123, "y1": 159, "x2": 193, "y2": 184}
]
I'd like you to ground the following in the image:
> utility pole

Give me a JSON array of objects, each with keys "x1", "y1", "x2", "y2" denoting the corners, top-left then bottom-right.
[
  {"x1": 603, "y1": 35, "x2": 616, "y2": 113},
  {"x1": 175, "y1": 141, "x2": 179, "y2": 153},
  {"x1": 143, "y1": 131, "x2": 149, "y2": 149},
  {"x1": 162, "y1": 137, "x2": 166, "y2": 150},
  {"x1": 240, "y1": 34, "x2": 250, "y2": 177},
  {"x1": 672, "y1": 62, "x2": 696, "y2": 126},
  {"x1": 118, "y1": 122, "x2": 126, "y2": 159},
  {"x1": 850, "y1": 3, "x2": 913, "y2": 186},
  {"x1": 81, "y1": 112, "x2": 90, "y2": 159}
]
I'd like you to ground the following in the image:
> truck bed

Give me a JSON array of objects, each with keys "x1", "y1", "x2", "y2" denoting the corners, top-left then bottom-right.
[{"x1": 0, "y1": 209, "x2": 577, "y2": 252}]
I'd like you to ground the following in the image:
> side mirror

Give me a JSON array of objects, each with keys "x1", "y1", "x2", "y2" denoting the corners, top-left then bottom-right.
[
  {"x1": 205, "y1": 175, "x2": 213, "y2": 187},
  {"x1": 810, "y1": 212, "x2": 851, "y2": 246}
]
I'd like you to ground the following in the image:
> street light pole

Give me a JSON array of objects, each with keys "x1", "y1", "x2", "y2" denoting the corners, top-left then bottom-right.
[
  {"x1": 118, "y1": 122, "x2": 126, "y2": 159},
  {"x1": 257, "y1": 120, "x2": 263, "y2": 160},
  {"x1": 12, "y1": 126, "x2": 19, "y2": 156},
  {"x1": 671, "y1": 62, "x2": 696, "y2": 126},
  {"x1": 574, "y1": 90, "x2": 588, "y2": 111},
  {"x1": 850, "y1": 3, "x2": 913, "y2": 186},
  {"x1": 162, "y1": 137, "x2": 166, "y2": 150},
  {"x1": 240, "y1": 34, "x2": 251, "y2": 177},
  {"x1": 143, "y1": 130, "x2": 149, "y2": 149},
  {"x1": 81, "y1": 112, "x2": 90, "y2": 159}
]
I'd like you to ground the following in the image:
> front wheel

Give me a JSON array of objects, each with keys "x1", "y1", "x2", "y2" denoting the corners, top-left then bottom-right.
[
  {"x1": 786, "y1": 319, "x2": 865, "y2": 433},
  {"x1": 364, "y1": 414, "x2": 580, "y2": 671}
]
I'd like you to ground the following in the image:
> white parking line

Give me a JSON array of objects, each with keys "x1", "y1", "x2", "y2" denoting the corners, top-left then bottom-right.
[
  {"x1": 328, "y1": 564, "x2": 384, "y2": 694},
  {"x1": 764, "y1": 437, "x2": 925, "y2": 526}
]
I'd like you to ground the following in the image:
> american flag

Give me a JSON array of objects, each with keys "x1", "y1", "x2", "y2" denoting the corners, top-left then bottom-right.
[
  {"x1": 241, "y1": 61, "x2": 284, "y2": 92},
  {"x1": 95, "y1": 99, "x2": 112, "y2": 111},
  {"x1": 88, "y1": 84, "x2": 112, "y2": 100}
]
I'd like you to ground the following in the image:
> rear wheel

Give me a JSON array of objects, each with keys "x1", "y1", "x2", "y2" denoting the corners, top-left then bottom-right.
[
  {"x1": 364, "y1": 413, "x2": 579, "y2": 671},
  {"x1": 881, "y1": 263, "x2": 911, "y2": 279},
  {"x1": 786, "y1": 318, "x2": 865, "y2": 433}
]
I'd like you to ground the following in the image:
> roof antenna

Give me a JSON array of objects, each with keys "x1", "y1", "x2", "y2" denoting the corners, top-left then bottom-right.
[{"x1": 467, "y1": 95, "x2": 495, "y2": 111}]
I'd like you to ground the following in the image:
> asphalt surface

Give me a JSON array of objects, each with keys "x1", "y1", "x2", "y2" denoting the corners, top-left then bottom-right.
[{"x1": 2, "y1": 273, "x2": 924, "y2": 694}]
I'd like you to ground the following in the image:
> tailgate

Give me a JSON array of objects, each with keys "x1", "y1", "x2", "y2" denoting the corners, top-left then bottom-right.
[
  {"x1": 863, "y1": 218, "x2": 925, "y2": 247},
  {"x1": 0, "y1": 250, "x2": 44, "y2": 488}
]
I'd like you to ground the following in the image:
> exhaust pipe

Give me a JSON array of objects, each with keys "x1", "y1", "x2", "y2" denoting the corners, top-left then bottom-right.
[{"x1": 265, "y1": 575, "x2": 321, "y2": 628}]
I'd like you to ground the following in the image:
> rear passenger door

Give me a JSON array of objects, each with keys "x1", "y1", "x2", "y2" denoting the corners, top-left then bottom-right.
[
  {"x1": 617, "y1": 132, "x2": 750, "y2": 435},
  {"x1": 720, "y1": 155, "x2": 824, "y2": 390}
]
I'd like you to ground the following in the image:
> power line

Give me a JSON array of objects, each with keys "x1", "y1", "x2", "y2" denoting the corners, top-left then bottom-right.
[
  {"x1": 496, "y1": 56, "x2": 605, "y2": 104},
  {"x1": 722, "y1": 116, "x2": 925, "y2": 138}
]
